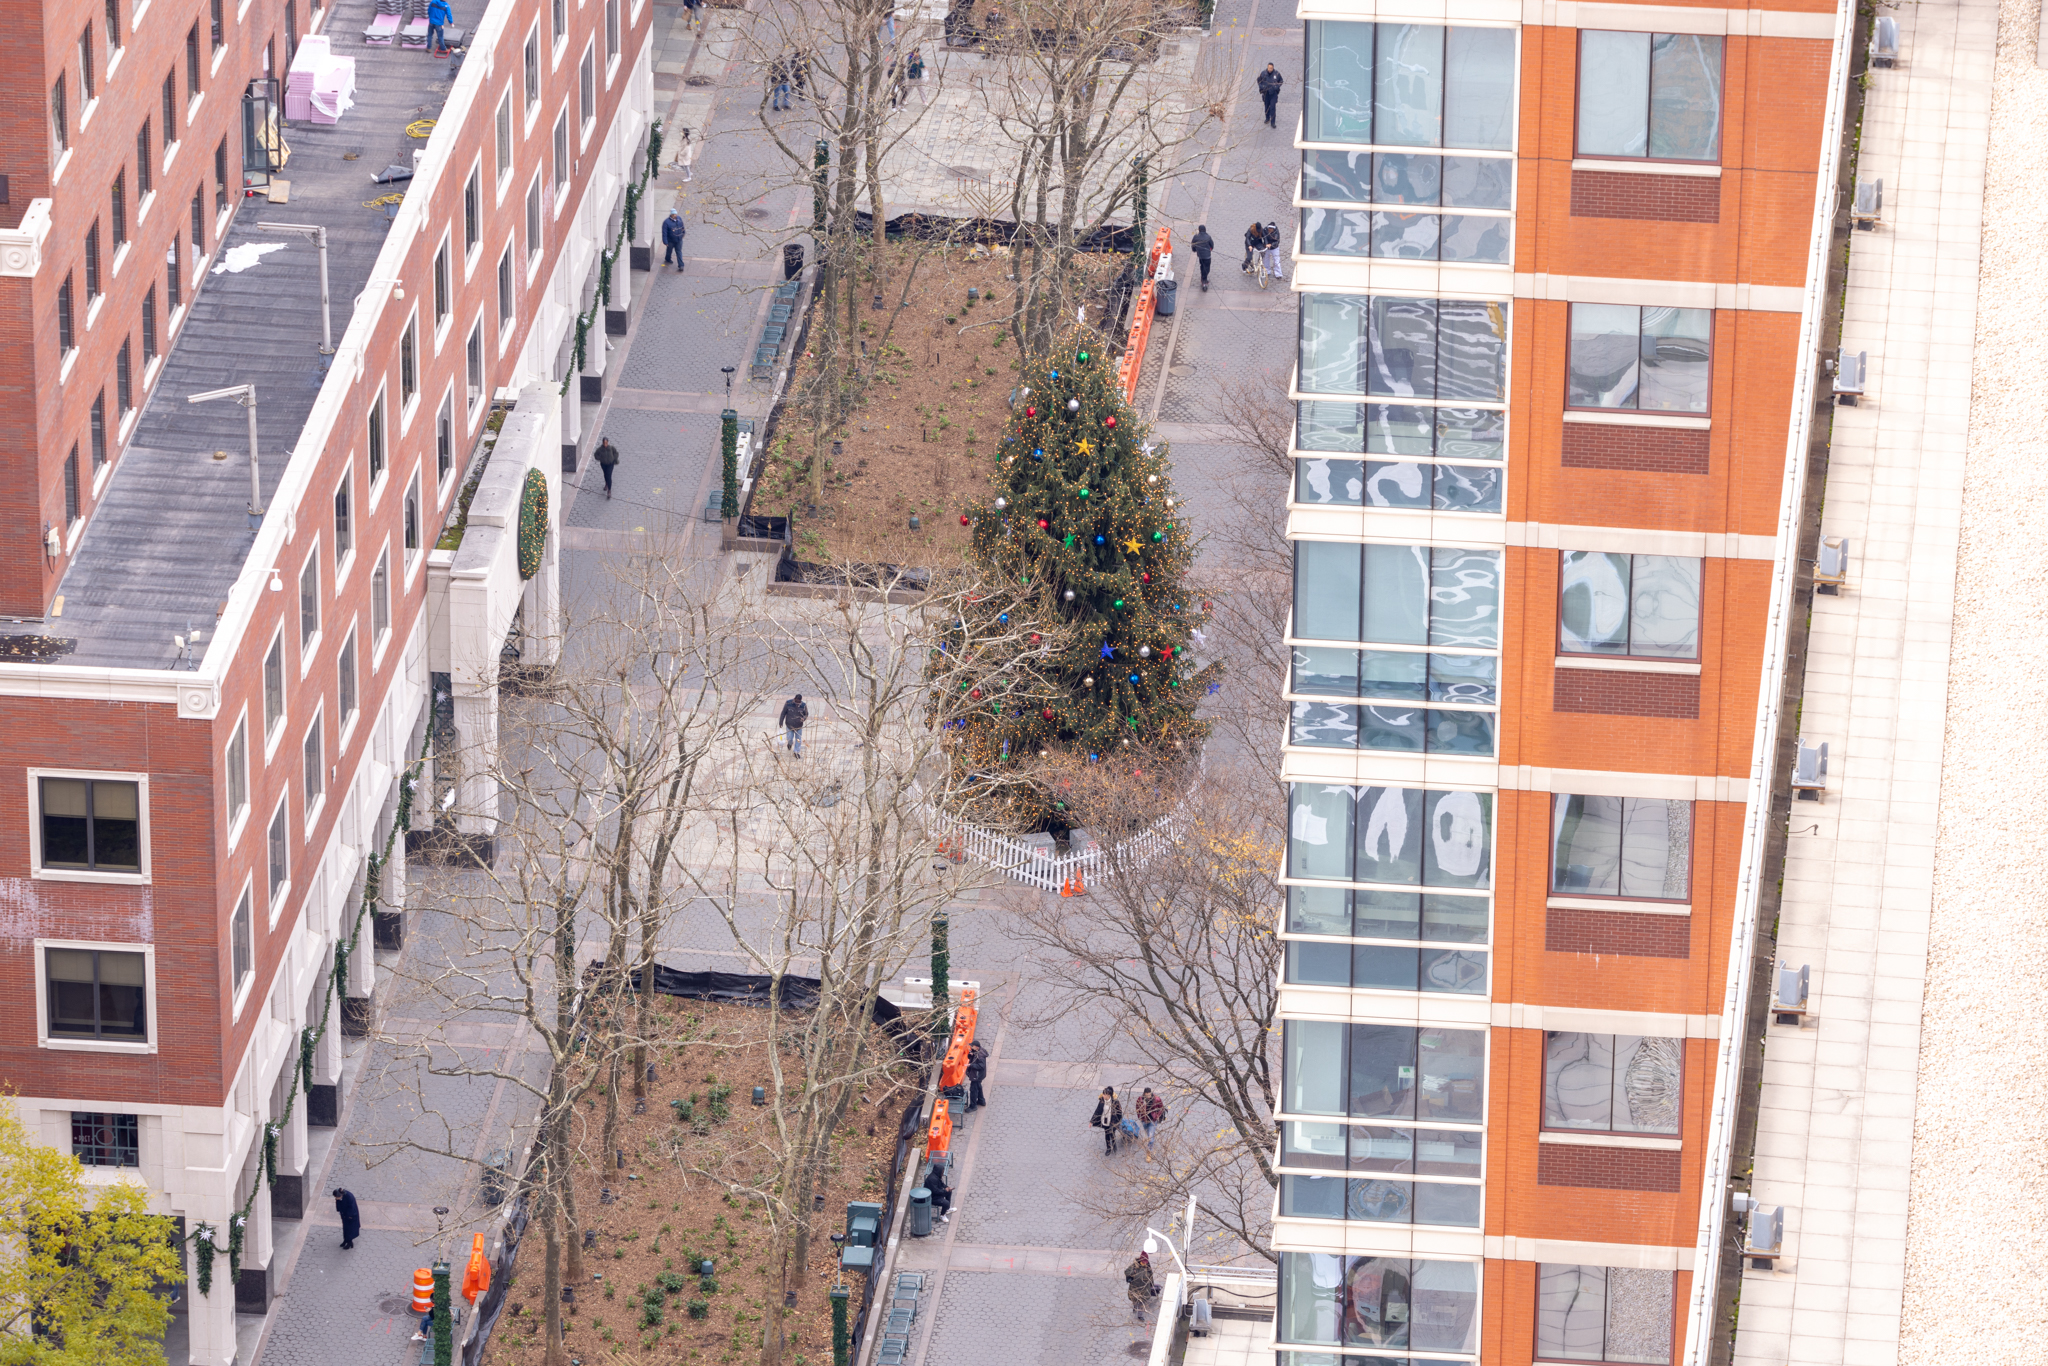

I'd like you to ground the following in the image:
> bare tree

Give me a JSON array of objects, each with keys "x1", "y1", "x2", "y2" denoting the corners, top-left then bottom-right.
[{"x1": 1006, "y1": 752, "x2": 1283, "y2": 1260}]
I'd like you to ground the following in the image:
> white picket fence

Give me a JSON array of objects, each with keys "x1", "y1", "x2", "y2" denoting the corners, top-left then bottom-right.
[{"x1": 921, "y1": 805, "x2": 1183, "y2": 893}]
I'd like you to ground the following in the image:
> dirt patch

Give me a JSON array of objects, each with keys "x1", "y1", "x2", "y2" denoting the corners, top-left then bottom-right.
[
  {"x1": 484, "y1": 998, "x2": 923, "y2": 1366},
  {"x1": 752, "y1": 242, "x2": 1124, "y2": 568}
]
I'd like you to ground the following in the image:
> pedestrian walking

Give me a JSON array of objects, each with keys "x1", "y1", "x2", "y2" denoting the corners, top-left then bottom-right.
[
  {"x1": 886, "y1": 55, "x2": 904, "y2": 108},
  {"x1": 672, "y1": 127, "x2": 695, "y2": 182},
  {"x1": 1261, "y1": 220, "x2": 1287, "y2": 281},
  {"x1": 1124, "y1": 1252, "x2": 1155, "y2": 1321},
  {"x1": 791, "y1": 50, "x2": 812, "y2": 100},
  {"x1": 1257, "y1": 63, "x2": 1284, "y2": 128},
  {"x1": 661, "y1": 209, "x2": 687, "y2": 270},
  {"x1": 594, "y1": 436, "x2": 620, "y2": 497},
  {"x1": 1090, "y1": 1086, "x2": 1123, "y2": 1156},
  {"x1": 332, "y1": 1188, "x2": 361, "y2": 1250},
  {"x1": 426, "y1": 0, "x2": 453, "y2": 54},
  {"x1": 681, "y1": 0, "x2": 700, "y2": 29},
  {"x1": 1136, "y1": 1088, "x2": 1166, "y2": 1159},
  {"x1": 1190, "y1": 224, "x2": 1214, "y2": 290},
  {"x1": 907, "y1": 47, "x2": 927, "y2": 104},
  {"x1": 770, "y1": 55, "x2": 792, "y2": 110},
  {"x1": 779, "y1": 693, "x2": 809, "y2": 757},
  {"x1": 923, "y1": 1163, "x2": 953, "y2": 1224},
  {"x1": 965, "y1": 1041, "x2": 989, "y2": 1111}
]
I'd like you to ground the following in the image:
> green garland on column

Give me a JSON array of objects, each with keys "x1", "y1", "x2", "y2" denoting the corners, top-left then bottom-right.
[
  {"x1": 263, "y1": 1124, "x2": 279, "y2": 1186},
  {"x1": 559, "y1": 120, "x2": 666, "y2": 396},
  {"x1": 193, "y1": 1226, "x2": 216, "y2": 1296},
  {"x1": 720, "y1": 408, "x2": 740, "y2": 518},
  {"x1": 432, "y1": 1262, "x2": 454, "y2": 1366},
  {"x1": 227, "y1": 1215, "x2": 246, "y2": 1285}
]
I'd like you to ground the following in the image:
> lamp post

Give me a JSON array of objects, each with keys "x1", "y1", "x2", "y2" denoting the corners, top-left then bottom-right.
[
  {"x1": 1142, "y1": 1226, "x2": 1189, "y2": 1280},
  {"x1": 260, "y1": 221, "x2": 334, "y2": 355},
  {"x1": 188, "y1": 384, "x2": 265, "y2": 527}
]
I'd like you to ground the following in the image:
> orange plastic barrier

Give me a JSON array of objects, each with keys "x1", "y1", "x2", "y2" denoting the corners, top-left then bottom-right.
[
  {"x1": 1116, "y1": 227, "x2": 1174, "y2": 402},
  {"x1": 927, "y1": 1101, "x2": 954, "y2": 1157},
  {"x1": 462, "y1": 1233, "x2": 491, "y2": 1304},
  {"x1": 938, "y1": 989, "x2": 980, "y2": 1089}
]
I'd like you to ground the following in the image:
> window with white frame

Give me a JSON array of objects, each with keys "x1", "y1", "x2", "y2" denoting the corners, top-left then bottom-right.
[
  {"x1": 302, "y1": 710, "x2": 323, "y2": 817},
  {"x1": 404, "y1": 474, "x2": 421, "y2": 562},
  {"x1": 225, "y1": 715, "x2": 248, "y2": 829},
  {"x1": 466, "y1": 319, "x2": 484, "y2": 410},
  {"x1": 495, "y1": 90, "x2": 514, "y2": 184},
  {"x1": 552, "y1": 112, "x2": 570, "y2": 200},
  {"x1": 367, "y1": 386, "x2": 387, "y2": 485},
  {"x1": 1558, "y1": 552, "x2": 1701, "y2": 660},
  {"x1": 433, "y1": 238, "x2": 451, "y2": 331},
  {"x1": 339, "y1": 626, "x2": 359, "y2": 730},
  {"x1": 372, "y1": 548, "x2": 390, "y2": 645},
  {"x1": 525, "y1": 176, "x2": 542, "y2": 264},
  {"x1": 263, "y1": 630, "x2": 286, "y2": 738},
  {"x1": 579, "y1": 42, "x2": 595, "y2": 129},
  {"x1": 230, "y1": 885, "x2": 252, "y2": 994},
  {"x1": 604, "y1": 0, "x2": 619, "y2": 67},
  {"x1": 266, "y1": 796, "x2": 289, "y2": 904},
  {"x1": 498, "y1": 244, "x2": 515, "y2": 324},
  {"x1": 437, "y1": 391, "x2": 454, "y2": 484},
  {"x1": 299, "y1": 552, "x2": 319, "y2": 649},
  {"x1": 45, "y1": 946, "x2": 147, "y2": 1042},
  {"x1": 37, "y1": 776, "x2": 141, "y2": 873},
  {"x1": 333, "y1": 471, "x2": 353, "y2": 570},
  {"x1": 523, "y1": 25, "x2": 540, "y2": 110},
  {"x1": 463, "y1": 167, "x2": 481, "y2": 258},
  {"x1": 399, "y1": 312, "x2": 419, "y2": 407}
]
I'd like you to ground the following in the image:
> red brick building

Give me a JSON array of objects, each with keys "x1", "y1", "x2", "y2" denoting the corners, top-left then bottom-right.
[{"x1": 0, "y1": 0, "x2": 654, "y2": 1354}]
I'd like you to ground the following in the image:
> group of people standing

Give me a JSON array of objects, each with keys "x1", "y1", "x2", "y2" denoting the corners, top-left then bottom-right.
[{"x1": 1089, "y1": 1085, "x2": 1168, "y2": 1158}]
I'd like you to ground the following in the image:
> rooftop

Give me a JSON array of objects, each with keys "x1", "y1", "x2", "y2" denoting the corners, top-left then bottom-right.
[{"x1": 36, "y1": 0, "x2": 461, "y2": 668}]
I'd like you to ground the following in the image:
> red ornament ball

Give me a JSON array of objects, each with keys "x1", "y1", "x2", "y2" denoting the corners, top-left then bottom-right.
[
  {"x1": 1105, "y1": 416, "x2": 1117, "y2": 428},
  {"x1": 1042, "y1": 708, "x2": 1054, "y2": 720},
  {"x1": 1026, "y1": 406, "x2": 1037, "y2": 417},
  {"x1": 960, "y1": 515, "x2": 970, "y2": 525},
  {"x1": 1142, "y1": 573, "x2": 1151, "y2": 583},
  {"x1": 970, "y1": 689, "x2": 983, "y2": 700},
  {"x1": 1030, "y1": 633, "x2": 1042, "y2": 643},
  {"x1": 1037, "y1": 519, "x2": 1049, "y2": 530}
]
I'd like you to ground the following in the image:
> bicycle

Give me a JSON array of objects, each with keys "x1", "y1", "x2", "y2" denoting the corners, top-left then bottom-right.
[{"x1": 1249, "y1": 250, "x2": 1270, "y2": 291}]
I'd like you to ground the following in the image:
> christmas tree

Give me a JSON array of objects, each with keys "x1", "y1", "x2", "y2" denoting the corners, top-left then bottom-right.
[{"x1": 941, "y1": 334, "x2": 1219, "y2": 825}]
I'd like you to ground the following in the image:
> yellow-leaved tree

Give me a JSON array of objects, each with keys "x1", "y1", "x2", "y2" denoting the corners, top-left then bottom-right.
[{"x1": 0, "y1": 1099, "x2": 182, "y2": 1365}]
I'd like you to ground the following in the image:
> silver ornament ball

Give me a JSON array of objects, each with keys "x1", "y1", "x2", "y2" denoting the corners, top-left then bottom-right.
[
  {"x1": 1139, "y1": 646, "x2": 1151, "y2": 658},
  {"x1": 1066, "y1": 398, "x2": 1080, "y2": 413},
  {"x1": 1063, "y1": 589, "x2": 1075, "y2": 601},
  {"x1": 994, "y1": 497, "x2": 1007, "y2": 509},
  {"x1": 1147, "y1": 475, "x2": 1158, "y2": 484},
  {"x1": 1083, "y1": 675, "x2": 1095, "y2": 686}
]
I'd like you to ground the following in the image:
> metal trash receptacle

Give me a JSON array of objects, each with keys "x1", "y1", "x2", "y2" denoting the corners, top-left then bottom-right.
[
  {"x1": 1155, "y1": 277, "x2": 1177, "y2": 317},
  {"x1": 783, "y1": 243, "x2": 805, "y2": 279},
  {"x1": 908, "y1": 1187, "x2": 932, "y2": 1238}
]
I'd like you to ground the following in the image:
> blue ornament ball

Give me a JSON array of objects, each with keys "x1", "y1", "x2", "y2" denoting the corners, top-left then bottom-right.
[
  {"x1": 1094, "y1": 535, "x2": 1106, "y2": 545},
  {"x1": 999, "y1": 612, "x2": 1009, "y2": 623},
  {"x1": 1128, "y1": 673, "x2": 1140, "y2": 684}
]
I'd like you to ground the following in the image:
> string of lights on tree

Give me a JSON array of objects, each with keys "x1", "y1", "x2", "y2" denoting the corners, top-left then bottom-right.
[{"x1": 938, "y1": 333, "x2": 1220, "y2": 826}]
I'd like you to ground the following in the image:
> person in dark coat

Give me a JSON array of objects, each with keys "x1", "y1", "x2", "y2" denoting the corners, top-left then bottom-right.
[
  {"x1": 1256, "y1": 63, "x2": 1284, "y2": 128},
  {"x1": 923, "y1": 1163, "x2": 953, "y2": 1223},
  {"x1": 779, "y1": 693, "x2": 809, "y2": 757},
  {"x1": 661, "y1": 210, "x2": 686, "y2": 272},
  {"x1": 965, "y1": 1041, "x2": 989, "y2": 1111},
  {"x1": 1190, "y1": 225, "x2": 1215, "y2": 290},
  {"x1": 1090, "y1": 1086, "x2": 1123, "y2": 1156},
  {"x1": 1124, "y1": 1251, "x2": 1155, "y2": 1320},
  {"x1": 594, "y1": 436, "x2": 620, "y2": 496},
  {"x1": 332, "y1": 1188, "x2": 361, "y2": 1249}
]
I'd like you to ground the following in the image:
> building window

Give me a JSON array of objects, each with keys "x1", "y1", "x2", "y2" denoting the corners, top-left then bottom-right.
[
  {"x1": 39, "y1": 777, "x2": 141, "y2": 873},
  {"x1": 79, "y1": 24, "x2": 96, "y2": 102},
  {"x1": 137, "y1": 121, "x2": 153, "y2": 196},
  {"x1": 141, "y1": 285, "x2": 157, "y2": 364},
  {"x1": 111, "y1": 172, "x2": 126, "y2": 248},
  {"x1": 465, "y1": 321, "x2": 484, "y2": 409},
  {"x1": 496, "y1": 92, "x2": 513, "y2": 182},
  {"x1": 1536, "y1": 1264, "x2": 1675, "y2": 1364},
  {"x1": 436, "y1": 393, "x2": 453, "y2": 483},
  {"x1": 84, "y1": 221, "x2": 101, "y2": 301},
  {"x1": 399, "y1": 314, "x2": 418, "y2": 405},
  {"x1": 1577, "y1": 32, "x2": 1722, "y2": 163},
  {"x1": 214, "y1": 138, "x2": 229, "y2": 215},
  {"x1": 299, "y1": 554, "x2": 319, "y2": 647},
  {"x1": 302, "y1": 712, "x2": 323, "y2": 815},
  {"x1": 433, "y1": 241, "x2": 450, "y2": 328},
  {"x1": 51, "y1": 76, "x2": 67, "y2": 157},
  {"x1": 72, "y1": 1112, "x2": 139, "y2": 1167},
  {"x1": 209, "y1": 0, "x2": 223, "y2": 50},
  {"x1": 339, "y1": 628, "x2": 358, "y2": 727},
  {"x1": 1298, "y1": 293, "x2": 1509, "y2": 403},
  {"x1": 1297, "y1": 158, "x2": 1513, "y2": 267},
  {"x1": 550, "y1": 0, "x2": 565, "y2": 46},
  {"x1": 1304, "y1": 22, "x2": 1515, "y2": 151},
  {"x1": 167, "y1": 237, "x2": 182, "y2": 311},
  {"x1": 524, "y1": 28, "x2": 541, "y2": 110},
  {"x1": 57, "y1": 276, "x2": 75, "y2": 354},
  {"x1": 552, "y1": 113, "x2": 570, "y2": 196},
  {"x1": 105, "y1": 0, "x2": 121, "y2": 50},
  {"x1": 333, "y1": 474, "x2": 352, "y2": 567},
  {"x1": 1290, "y1": 401, "x2": 1507, "y2": 513},
  {"x1": 267, "y1": 800, "x2": 288, "y2": 899},
  {"x1": 284, "y1": 0, "x2": 297, "y2": 67},
  {"x1": 497, "y1": 245, "x2": 514, "y2": 324},
  {"x1": 463, "y1": 169, "x2": 481, "y2": 255},
  {"x1": 1550, "y1": 795, "x2": 1691, "y2": 900},
  {"x1": 226, "y1": 716, "x2": 248, "y2": 827},
  {"x1": 1277, "y1": 1252, "x2": 1479, "y2": 1354},
  {"x1": 1282, "y1": 1019, "x2": 1485, "y2": 1123},
  {"x1": 1544, "y1": 1033, "x2": 1682, "y2": 1135},
  {"x1": 404, "y1": 475, "x2": 420, "y2": 559},
  {"x1": 46, "y1": 948, "x2": 147, "y2": 1041},
  {"x1": 371, "y1": 550, "x2": 390, "y2": 644},
  {"x1": 115, "y1": 342, "x2": 132, "y2": 415},
  {"x1": 163, "y1": 71, "x2": 177, "y2": 141},
  {"x1": 1286, "y1": 782, "x2": 1494, "y2": 889},
  {"x1": 579, "y1": 44, "x2": 596, "y2": 127},
  {"x1": 263, "y1": 632, "x2": 285, "y2": 737},
  {"x1": 230, "y1": 887, "x2": 253, "y2": 990},
  {"x1": 1558, "y1": 552, "x2": 1701, "y2": 660},
  {"x1": 1281, "y1": 885, "x2": 1488, "y2": 995},
  {"x1": 525, "y1": 178, "x2": 542, "y2": 261},
  {"x1": 89, "y1": 394, "x2": 107, "y2": 472},
  {"x1": 367, "y1": 388, "x2": 386, "y2": 482},
  {"x1": 1568, "y1": 302, "x2": 1713, "y2": 412},
  {"x1": 190, "y1": 190, "x2": 205, "y2": 256},
  {"x1": 63, "y1": 451, "x2": 80, "y2": 524},
  {"x1": 185, "y1": 27, "x2": 200, "y2": 101},
  {"x1": 605, "y1": 0, "x2": 619, "y2": 64}
]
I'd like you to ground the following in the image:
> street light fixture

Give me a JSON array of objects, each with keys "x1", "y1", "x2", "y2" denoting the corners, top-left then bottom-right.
[
  {"x1": 1142, "y1": 1226, "x2": 1189, "y2": 1279},
  {"x1": 721, "y1": 364, "x2": 736, "y2": 399},
  {"x1": 259, "y1": 221, "x2": 334, "y2": 355},
  {"x1": 187, "y1": 384, "x2": 266, "y2": 527}
]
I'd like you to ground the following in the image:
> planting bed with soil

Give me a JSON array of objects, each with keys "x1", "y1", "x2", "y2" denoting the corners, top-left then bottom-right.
[{"x1": 484, "y1": 997, "x2": 922, "y2": 1366}]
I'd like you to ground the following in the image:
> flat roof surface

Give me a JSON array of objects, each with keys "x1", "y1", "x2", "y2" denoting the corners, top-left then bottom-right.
[{"x1": 40, "y1": 0, "x2": 459, "y2": 668}]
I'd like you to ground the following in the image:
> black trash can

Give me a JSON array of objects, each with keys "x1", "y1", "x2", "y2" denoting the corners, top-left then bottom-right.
[
  {"x1": 1155, "y1": 277, "x2": 1178, "y2": 317},
  {"x1": 908, "y1": 1186, "x2": 932, "y2": 1238},
  {"x1": 783, "y1": 242, "x2": 805, "y2": 280}
]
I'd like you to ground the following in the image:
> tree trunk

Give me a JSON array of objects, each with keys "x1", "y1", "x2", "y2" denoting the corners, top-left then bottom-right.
[{"x1": 540, "y1": 1208, "x2": 566, "y2": 1366}]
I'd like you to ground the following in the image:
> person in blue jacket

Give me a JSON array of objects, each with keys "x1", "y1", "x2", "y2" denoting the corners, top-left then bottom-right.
[
  {"x1": 661, "y1": 210, "x2": 687, "y2": 271},
  {"x1": 426, "y1": 0, "x2": 453, "y2": 55}
]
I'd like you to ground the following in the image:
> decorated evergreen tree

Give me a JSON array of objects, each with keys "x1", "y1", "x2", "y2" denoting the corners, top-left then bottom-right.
[{"x1": 943, "y1": 333, "x2": 1219, "y2": 822}]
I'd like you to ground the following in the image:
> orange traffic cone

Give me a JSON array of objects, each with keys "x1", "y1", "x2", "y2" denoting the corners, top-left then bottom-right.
[
  {"x1": 1059, "y1": 874, "x2": 1073, "y2": 897},
  {"x1": 1074, "y1": 870, "x2": 1087, "y2": 896},
  {"x1": 411, "y1": 1267, "x2": 433, "y2": 1315}
]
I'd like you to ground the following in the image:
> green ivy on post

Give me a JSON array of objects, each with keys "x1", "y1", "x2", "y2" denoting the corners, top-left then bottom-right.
[
  {"x1": 720, "y1": 409, "x2": 740, "y2": 519},
  {"x1": 517, "y1": 468, "x2": 549, "y2": 580},
  {"x1": 432, "y1": 1261, "x2": 454, "y2": 1366}
]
